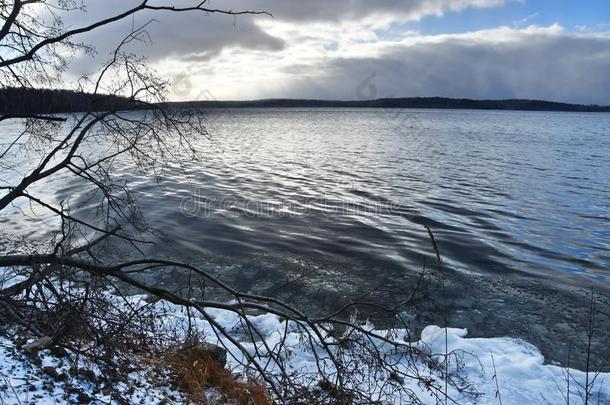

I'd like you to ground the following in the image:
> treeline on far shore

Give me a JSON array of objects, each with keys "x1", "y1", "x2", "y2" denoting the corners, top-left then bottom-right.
[
  {"x1": 0, "y1": 87, "x2": 145, "y2": 115},
  {"x1": 2, "y1": 87, "x2": 610, "y2": 114},
  {"x1": 171, "y1": 97, "x2": 610, "y2": 112}
]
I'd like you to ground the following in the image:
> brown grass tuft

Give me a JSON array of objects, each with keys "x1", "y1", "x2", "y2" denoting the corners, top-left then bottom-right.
[{"x1": 166, "y1": 343, "x2": 270, "y2": 405}]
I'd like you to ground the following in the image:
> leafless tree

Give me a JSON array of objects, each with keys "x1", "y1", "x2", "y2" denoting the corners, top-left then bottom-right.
[{"x1": 0, "y1": 2, "x2": 466, "y2": 403}]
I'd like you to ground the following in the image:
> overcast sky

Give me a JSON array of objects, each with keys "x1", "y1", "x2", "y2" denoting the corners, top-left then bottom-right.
[{"x1": 69, "y1": 0, "x2": 610, "y2": 104}]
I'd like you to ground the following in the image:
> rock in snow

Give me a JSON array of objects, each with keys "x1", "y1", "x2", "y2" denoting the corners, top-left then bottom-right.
[{"x1": 22, "y1": 336, "x2": 53, "y2": 354}]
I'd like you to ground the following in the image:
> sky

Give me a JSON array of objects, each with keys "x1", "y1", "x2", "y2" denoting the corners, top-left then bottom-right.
[{"x1": 68, "y1": 0, "x2": 610, "y2": 104}]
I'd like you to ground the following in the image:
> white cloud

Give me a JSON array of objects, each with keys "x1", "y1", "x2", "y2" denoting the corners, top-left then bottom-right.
[
  {"x1": 48, "y1": 1, "x2": 610, "y2": 104},
  {"x1": 513, "y1": 12, "x2": 539, "y2": 28},
  {"x1": 156, "y1": 23, "x2": 610, "y2": 104},
  {"x1": 63, "y1": 0, "x2": 511, "y2": 71}
]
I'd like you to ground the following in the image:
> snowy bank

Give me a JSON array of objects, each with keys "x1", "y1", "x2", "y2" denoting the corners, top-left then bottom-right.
[
  {"x1": 1, "y1": 301, "x2": 608, "y2": 404},
  {"x1": 0, "y1": 266, "x2": 608, "y2": 404}
]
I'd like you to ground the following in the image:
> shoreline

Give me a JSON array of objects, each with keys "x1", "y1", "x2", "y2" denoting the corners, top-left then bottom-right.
[
  {"x1": 1, "y1": 263, "x2": 608, "y2": 404},
  {"x1": 137, "y1": 252, "x2": 610, "y2": 373}
]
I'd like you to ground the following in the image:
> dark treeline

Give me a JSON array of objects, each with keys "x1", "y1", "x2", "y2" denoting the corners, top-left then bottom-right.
[
  {"x1": 2, "y1": 87, "x2": 610, "y2": 114},
  {"x1": 0, "y1": 87, "x2": 145, "y2": 115},
  {"x1": 171, "y1": 97, "x2": 610, "y2": 112}
]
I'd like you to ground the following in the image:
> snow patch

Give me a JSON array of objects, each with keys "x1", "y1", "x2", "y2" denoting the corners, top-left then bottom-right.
[{"x1": 0, "y1": 279, "x2": 608, "y2": 404}]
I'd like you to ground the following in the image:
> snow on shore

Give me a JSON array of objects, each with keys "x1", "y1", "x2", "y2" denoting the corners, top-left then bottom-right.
[
  {"x1": 0, "y1": 267, "x2": 608, "y2": 404},
  {"x1": 162, "y1": 303, "x2": 610, "y2": 404},
  {"x1": 418, "y1": 325, "x2": 609, "y2": 404},
  {"x1": 2, "y1": 302, "x2": 607, "y2": 404},
  {"x1": 0, "y1": 334, "x2": 184, "y2": 404}
]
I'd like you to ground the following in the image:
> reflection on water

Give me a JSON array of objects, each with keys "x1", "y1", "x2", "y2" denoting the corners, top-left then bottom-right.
[{"x1": 2, "y1": 108, "x2": 610, "y2": 288}]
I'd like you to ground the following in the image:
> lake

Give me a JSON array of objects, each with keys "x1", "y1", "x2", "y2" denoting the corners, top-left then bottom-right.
[
  {"x1": 127, "y1": 108, "x2": 610, "y2": 286},
  {"x1": 2, "y1": 108, "x2": 609, "y2": 369}
]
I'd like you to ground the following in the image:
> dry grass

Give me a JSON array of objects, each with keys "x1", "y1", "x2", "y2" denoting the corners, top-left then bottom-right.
[{"x1": 165, "y1": 343, "x2": 270, "y2": 405}]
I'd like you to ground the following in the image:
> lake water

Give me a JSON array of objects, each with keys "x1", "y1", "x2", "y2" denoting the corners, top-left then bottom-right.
[
  {"x1": 2, "y1": 108, "x2": 610, "y2": 368},
  {"x1": 3, "y1": 108, "x2": 610, "y2": 285},
  {"x1": 129, "y1": 108, "x2": 610, "y2": 286}
]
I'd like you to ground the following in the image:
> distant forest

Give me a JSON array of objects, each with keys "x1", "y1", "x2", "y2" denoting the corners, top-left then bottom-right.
[
  {"x1": 173, "y1": 97, "x2": 610, "y2": 112},
  {"x1": 0, "y1": 87, "x2": 143, "y2": 116},
  {"x1": 1, "y1": 87, "x2": 609, "y2": 114}
]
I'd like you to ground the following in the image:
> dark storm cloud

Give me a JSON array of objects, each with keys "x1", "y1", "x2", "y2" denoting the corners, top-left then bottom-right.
[
  {"x1": 64, "y1": 0, "x2": 285, "y2": 74},
  {"x1": 278, "y1": 30, "x2": 610, "y2": 105}
]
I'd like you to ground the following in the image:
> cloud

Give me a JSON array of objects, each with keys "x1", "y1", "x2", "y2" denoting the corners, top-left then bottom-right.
[
  {"x1": 61, "y1": 1, "x2": 285, "y2": 75},
  {"x1": 277, "y1": 26, "x2": 610, "y2": 104},
  {"x1": 221, "y1": 0, "x2": 510, "y2": 24},
  {"x1": 513, "y1": 12, "x2": 539, "y2": 28},
  {"x1": 62, "y1": 0, "x2": 509, "y2": 71},
  {"x1": 49, "y1": 1, "x2": 610, "y2": 104},
  {"x1": 163, "y1": 24, "x2": 610, "y2": 104}
]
